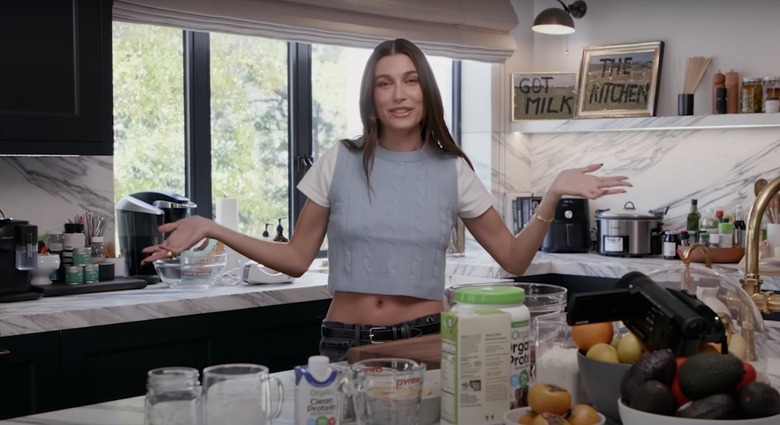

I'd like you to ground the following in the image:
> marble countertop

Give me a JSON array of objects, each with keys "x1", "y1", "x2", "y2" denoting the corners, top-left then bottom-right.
[{"x1": 1, "y1": 250, "x2": 778, "y2": 337}]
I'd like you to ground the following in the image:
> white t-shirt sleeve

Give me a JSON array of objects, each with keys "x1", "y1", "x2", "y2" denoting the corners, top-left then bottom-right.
[
  {"x1": 296, "y1": 144, "x2": 339, "y2": 208},
  {"x1": 457, "y1": 158, "x2": 494, "y2": 218}
]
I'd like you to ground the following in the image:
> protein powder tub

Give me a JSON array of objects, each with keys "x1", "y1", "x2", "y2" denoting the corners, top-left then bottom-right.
[{"x1": 451, "y1": 285, "x2": 531, "y2": 408}]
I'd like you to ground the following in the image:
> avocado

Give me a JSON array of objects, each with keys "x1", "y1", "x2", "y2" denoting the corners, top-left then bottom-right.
[
  {"x1": 738, "y1": 381, "x2": 780, "y2": 418},
  {"x1": 628, "y1": 380, "x2": 677, "y2": 416},
  {"x1": 678, "y1": 353, "x2": 743, "y2": 400},
  {"x1": 677, "y1": 393, "x2": 738, "y2": 419},
  {"x1": 620, "y1": 348, "x2": 676, "y2": 404}
]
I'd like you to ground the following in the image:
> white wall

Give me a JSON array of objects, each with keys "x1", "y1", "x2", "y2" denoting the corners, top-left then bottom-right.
[
  {"x1": 493, "y1": 0, "x2": 780, "y2": 232},
  {"x1": 526, "y1": 0, "x2": 780, "y2": 117}
]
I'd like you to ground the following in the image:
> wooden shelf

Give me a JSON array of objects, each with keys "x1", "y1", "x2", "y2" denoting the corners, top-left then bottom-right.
[{"x1": 511, "y1": 113, "x2": 780, "y2": 134}]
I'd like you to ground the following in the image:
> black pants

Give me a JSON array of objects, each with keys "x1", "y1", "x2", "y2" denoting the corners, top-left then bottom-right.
[{"x1": 318, "y1": 313, "x2": 441, "y2": 362}]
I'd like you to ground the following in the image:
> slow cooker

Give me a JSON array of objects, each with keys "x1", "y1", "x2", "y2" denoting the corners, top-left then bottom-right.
[{"x1": 595, "y1": 202, "x2": 667, "y2": 257}]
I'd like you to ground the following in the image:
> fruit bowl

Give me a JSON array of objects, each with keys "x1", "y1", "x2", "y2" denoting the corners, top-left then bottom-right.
[
  {"x1": 153, "y1": 253, "x2": 227, "y2": 289},
  {"x1": 504, "y1": 406, "x2": 606, "y2": 425},
  {"x1": 618, "y1": 398, "x2": 780, "y2": 425},
  {"x1": 577, "y1": 351, "x2": 630, "y2": 422}
]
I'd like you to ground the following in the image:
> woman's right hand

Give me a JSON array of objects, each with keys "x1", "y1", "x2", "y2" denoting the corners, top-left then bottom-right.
[{"x1": 140, "y1": 216, "x2": 215, "y2": 263}]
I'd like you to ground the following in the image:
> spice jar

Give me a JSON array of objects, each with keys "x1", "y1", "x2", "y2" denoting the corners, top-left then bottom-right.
[
  {"x1": 663, "y1": 231, "x2": 680, "y2": 260},
  {"x1": 762, "y1": 76, "x2": 780, "y2": 113},
  {"x1": 90, "y1": 236, "x2": 106, "y2": 264},
  {"x1": 740, "y1": 77, "x2": 763, "y2": 113},
  {"x1": 145, "y1": 367, "x2": 203, "y2": 425}
]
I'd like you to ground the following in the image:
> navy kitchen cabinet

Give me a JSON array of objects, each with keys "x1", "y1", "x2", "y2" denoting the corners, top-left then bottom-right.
[
  {"x1": 0, "y1": 299, "x2": 329, "y2": 420},
  {"x1": 0, "y1": 332, "x2": 62, "y2": 419},
  {"x1": 0, "y1": 0, "x2": 113, "y2": 155}
]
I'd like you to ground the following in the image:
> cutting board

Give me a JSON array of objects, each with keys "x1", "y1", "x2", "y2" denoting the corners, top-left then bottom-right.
[{"x1": 346, "y1": 334, "x2": 441, "y2": 369}]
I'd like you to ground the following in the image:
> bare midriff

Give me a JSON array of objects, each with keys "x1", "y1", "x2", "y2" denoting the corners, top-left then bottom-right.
[{"x1": 326, "y1": 291, "x2": 444, "y2": 325}]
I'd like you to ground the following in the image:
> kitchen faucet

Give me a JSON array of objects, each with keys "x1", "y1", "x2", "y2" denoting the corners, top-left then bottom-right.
[{"x1": 742, "y1": 175, "x2": 780, "y2": 314}]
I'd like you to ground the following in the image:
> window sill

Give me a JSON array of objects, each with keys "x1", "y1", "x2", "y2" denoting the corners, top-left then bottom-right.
[{"x1": 511, "y1": 113, "x2": 780, "y2": 134}]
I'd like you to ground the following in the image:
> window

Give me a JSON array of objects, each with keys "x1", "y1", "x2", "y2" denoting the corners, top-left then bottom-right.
[
  {"x1": 113, "y1": 22, "x2": 185, "y2": 199},
  {"x1": 113, "y1": 23, "x2": 460, "y2": 250},
  {"x1": 209, "y1": 33, "x2": 288, "y2": 236}
]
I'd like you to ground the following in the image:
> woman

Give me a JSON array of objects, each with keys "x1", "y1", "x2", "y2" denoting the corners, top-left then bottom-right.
[{"x1": 142, "y1": 38, "x2": 631, "y2": 361}]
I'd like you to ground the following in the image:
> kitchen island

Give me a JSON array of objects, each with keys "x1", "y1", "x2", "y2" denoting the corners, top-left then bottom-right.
[
  {"x1": 0, "y1": 336, "x2": 778, "y2": 425},
  {"x1": 1, "y1": 251, "x2": 778, "y2": 419}
]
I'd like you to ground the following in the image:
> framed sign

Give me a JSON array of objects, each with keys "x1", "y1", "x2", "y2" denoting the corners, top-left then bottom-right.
[
  {"x1": 512, "y1": 72, "x2": 577, "y2": 121},
  {"x1": 576, "y1": 41, "x2": 664, "y2": 118}
]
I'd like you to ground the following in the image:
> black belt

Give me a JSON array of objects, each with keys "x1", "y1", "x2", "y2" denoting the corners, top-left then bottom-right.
[{"x1": 321, "y1": 314, "x2": 440, "y2": 344}]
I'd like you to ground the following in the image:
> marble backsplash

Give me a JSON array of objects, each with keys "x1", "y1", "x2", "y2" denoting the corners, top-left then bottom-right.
[
  {"x1": 1, "y1": 126, "x2": 779, "y2": 244},
  {"x1": 0, "y1": 156, "x2": 115, "y2": 237},
  {"x1": 501, "y1": 126, "x2": 780, "y2": 231}
]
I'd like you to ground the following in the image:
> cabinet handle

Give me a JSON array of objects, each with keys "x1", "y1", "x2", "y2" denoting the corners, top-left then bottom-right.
[{"x1": 0, "y1": 349, "x2": 9, "y2": 356}]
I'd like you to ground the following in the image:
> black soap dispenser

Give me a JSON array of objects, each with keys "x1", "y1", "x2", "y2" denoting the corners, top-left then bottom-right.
[
  {"x1": 273, "y1": 218, "x2": 288, "y2": 242},
  {"x1": 262, "y1": 223, "x2": 272, "y2": 240}
]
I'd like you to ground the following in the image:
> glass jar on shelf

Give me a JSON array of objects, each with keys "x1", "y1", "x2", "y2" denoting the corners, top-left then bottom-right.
[
  {"x1": 740, "y1": 77, "x2": 763, "y2": 113},
  {"x1": 762, "y1": 76, "x2": 780, "y2": 113}
]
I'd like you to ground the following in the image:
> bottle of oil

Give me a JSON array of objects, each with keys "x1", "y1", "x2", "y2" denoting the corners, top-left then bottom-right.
[
  {"x1": 686, "y1": 199, "x2": 701, "y2": 242},
  {"x1": 273, "y1": 217, "x2": 288, "y2": 242}
]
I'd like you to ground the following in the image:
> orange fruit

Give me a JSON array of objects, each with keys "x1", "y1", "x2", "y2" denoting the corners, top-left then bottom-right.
[{"x1": 571, "y1": 322, "x2": 614, "y2": 353}]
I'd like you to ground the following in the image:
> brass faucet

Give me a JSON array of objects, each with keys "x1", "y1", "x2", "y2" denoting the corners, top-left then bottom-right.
[{"x1": 742, "y1": 176, "x2": 780, "y2": 314}]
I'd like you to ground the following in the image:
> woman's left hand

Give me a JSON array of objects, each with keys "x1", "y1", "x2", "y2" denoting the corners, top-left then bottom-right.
[{"x1": 548, "y1": 163, "x2": 631, "y2": 199}]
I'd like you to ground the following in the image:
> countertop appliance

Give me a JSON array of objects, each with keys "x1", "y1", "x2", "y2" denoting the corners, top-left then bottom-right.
[
  {"x1": 0, "y1": 218, "x2": 43, "y2": 302},
  {"x1": 595, "y1": 202, "x2": 667, "y2": 257},
  {"x1": 541, "y1": 198, "x2": 591, "y2": 253},
  {"x1": 116, "y1": 191, "x2": 196, "y2": 282}
]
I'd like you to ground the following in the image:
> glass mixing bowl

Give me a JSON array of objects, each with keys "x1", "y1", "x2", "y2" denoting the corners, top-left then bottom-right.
[
  {"x1": 153, "y1": 253, "x2": 228, "y2": 290},
  {"x1": 444, "y1": 281, "x2": 567, "y2": 318}
]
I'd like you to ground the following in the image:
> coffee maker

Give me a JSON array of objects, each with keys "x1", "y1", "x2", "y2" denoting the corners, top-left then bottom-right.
[
  {"x1": 0, "y1": 218, "x2": 43, "y2": 301},
  {"x1": 116, "y1": 191, "x2": 196, "y2": 282}
]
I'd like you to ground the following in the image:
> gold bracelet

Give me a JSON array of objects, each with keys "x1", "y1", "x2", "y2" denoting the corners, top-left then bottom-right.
[{"x1": 533, "y1": 213, "x2": 554, "y2": 224}]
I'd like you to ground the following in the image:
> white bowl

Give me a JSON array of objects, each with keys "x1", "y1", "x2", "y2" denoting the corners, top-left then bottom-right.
[
  {"x1": 31, "y1": 253, "x2": 61, "y2": 285},
  {"x1": 618, "y1": 398, "x2": 780, "y2": 425},
  {"x1": 504, "y1": 406, "x2": 605, "y2": 425},
  {"x1": 153, "y1": 253, "x2": 227, "y2": 289},
  {"x1": 420, "y1": 369, "x2": 441, "y2": 425}
]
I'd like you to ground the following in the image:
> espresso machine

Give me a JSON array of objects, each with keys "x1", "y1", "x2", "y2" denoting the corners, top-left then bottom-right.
[
  {"x1": 116, "y1": 191, "x2": 196, "y2": 283},
  {"x1": 0, "y1": 218, "x2": 43, "y2": 301}
]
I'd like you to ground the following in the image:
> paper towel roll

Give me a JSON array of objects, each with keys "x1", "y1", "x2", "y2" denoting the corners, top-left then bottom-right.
[{"x1": 215, "y1": 197, "x2": 238, "y2": 231}]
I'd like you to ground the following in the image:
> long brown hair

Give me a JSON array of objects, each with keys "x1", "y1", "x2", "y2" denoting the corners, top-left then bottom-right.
[{"x1": 341, "y1": 38, "x2": 474, "y2": 190}]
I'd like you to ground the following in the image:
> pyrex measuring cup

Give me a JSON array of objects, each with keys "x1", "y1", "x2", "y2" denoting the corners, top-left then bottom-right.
[{"x1": 339, "y1": 358, "x2": 426, "y2": 425}]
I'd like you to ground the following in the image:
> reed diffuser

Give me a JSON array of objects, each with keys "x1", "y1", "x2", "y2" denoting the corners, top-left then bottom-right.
[{"x1": 678, "y1": 56, "x2": 712, "y2": 115}]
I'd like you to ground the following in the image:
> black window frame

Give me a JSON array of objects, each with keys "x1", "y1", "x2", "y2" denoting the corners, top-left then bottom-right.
[{"x1": 177, "y1": 31, "x2": 462, "y2": 248}]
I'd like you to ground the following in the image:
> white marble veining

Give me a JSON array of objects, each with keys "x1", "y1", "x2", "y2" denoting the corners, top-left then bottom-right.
[
  {"x1": 0, "y1": 156, "x2": 115, "y2": 237},
  {"x1": 0, "y1": 271, "x2": 513, "y2": 337},
  {"x1": 3, "y1": 253, "x2": 779, "y2": 339}
]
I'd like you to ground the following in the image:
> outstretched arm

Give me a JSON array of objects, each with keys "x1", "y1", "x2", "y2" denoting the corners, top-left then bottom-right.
[
  {"x1": 464, "y1": 164, "x2": 631, "y2": 276},
  {"x1": 141, "y1": 199, "x2": 329, "y2": 277}
]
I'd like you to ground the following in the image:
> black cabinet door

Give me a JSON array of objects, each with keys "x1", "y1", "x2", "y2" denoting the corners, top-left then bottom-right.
[
  {"x1": 59, "y1": 316, "x2": 217, "y2": 408},
  {"x1": 0, "y1": 0, "x2": 113, "y2": 155},
  {"x1": 0, "y1": 332, "x2": 61, "y2": 420}
]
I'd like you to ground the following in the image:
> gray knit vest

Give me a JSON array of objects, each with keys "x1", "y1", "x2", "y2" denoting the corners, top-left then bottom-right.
[{"x1": 327, "y1": 141, "x2": 458, "y2": 300}]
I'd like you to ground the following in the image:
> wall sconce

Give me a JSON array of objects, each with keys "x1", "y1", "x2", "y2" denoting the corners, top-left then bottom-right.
[{"x1": 532, "y1": 0, "x2": 587, "y2": 35}]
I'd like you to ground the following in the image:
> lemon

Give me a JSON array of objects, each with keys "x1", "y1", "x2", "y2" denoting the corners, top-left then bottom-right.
[{"x1": 586, "y1": 342, "x2": 620, "y2": 363}]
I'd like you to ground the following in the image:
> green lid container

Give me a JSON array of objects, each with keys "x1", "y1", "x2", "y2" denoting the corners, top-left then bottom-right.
[
  {"x1": 454, "y1": 285, "x2": 525, "y2": 305},
  {"x1": 718, "y1": 222, "x2": 734, "y2": 232}
]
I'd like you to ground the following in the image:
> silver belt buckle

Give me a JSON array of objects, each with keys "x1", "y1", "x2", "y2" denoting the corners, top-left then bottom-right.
[{"x1": 368, "y1": 326, "x2": 387, "y2": 344}]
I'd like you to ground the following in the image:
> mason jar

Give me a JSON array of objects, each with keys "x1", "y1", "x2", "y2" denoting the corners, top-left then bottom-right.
[
  {"x1": 740, "y1": 77, "x2": 763, "y2": 113},
  {"x1": 145, "y1": 367, "x2": 203, "y2": 425}
]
